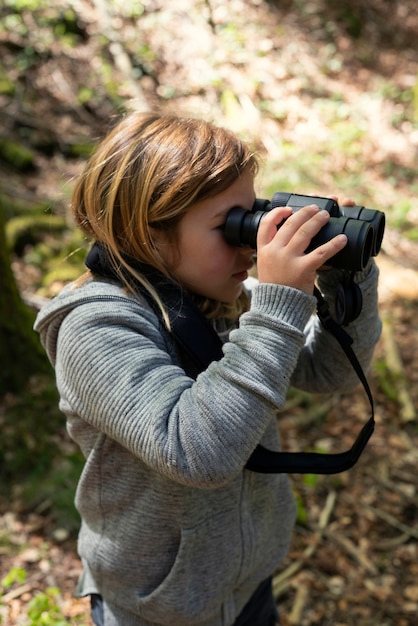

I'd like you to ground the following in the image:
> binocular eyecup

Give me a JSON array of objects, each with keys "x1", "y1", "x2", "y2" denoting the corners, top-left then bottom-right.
[{"x1": 224, "y1": 192, "x2": 385, "y2": 272}]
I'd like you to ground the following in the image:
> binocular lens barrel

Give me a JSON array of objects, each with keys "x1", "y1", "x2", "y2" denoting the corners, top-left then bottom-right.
[
  {"x1": 223, "y1": 192, "x2": 385, "y2": 272},
  {"x1": 339, "y1": 205, "x2": 385, "y2": 257},
  {"x1": 307, "y1": 216, "x2": 374, "y2": 271},
  {"x1": 272, "y1": 193, "x2": 385, "y2": 259}
]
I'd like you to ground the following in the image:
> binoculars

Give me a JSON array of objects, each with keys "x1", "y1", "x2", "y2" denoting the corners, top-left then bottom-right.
[{"x1": 224, "y1": 192, "x2": 385, "y2": 271}]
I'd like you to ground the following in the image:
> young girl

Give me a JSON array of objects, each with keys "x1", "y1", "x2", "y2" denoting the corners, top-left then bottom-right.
[{"x1": 35, "y1": 111, "x2": 381, "y2": 626}]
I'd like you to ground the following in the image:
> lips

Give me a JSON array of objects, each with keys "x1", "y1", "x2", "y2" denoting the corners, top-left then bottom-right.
[
  {"x1": 232, "y1": 270, "x2": 248, "y2": 281},
  {"x1": 232, "y1": 263, "x2": 253, "y2": 281}
]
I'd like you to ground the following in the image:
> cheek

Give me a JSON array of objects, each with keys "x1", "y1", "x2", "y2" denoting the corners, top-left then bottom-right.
[
  {"x1": 204, "y1": 239, "x2": 236, "y2": 271},
  {"x1": 175, "y1": 228, "x2": 237, "y2": 287}
]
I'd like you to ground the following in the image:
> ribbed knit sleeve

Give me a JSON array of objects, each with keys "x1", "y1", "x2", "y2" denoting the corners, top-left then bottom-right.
[
  {"x1": 37, "y1": 279, "x2": 316, "y2": 487},
  {"x1": 35, "y1": 261, "x2": 380, "y2": 488}
]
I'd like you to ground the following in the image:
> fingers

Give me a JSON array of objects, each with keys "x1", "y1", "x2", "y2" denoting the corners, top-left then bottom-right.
[
  {"x1": 341, "y1": 197, "x2": 355, "y2": 207},
  {"x1": 308, "y1": 231, "x2": 348, "y2": 267},
  {"x1": 256, "y1": 206, "x2": 293, "y2": 247},
  {"x1": 314, "y1": 193, "x2": 356, "y2": 208},
  {"x1": 278, "y1": 206, "x2": 330, "y2": 252},
  {"x1": 282, "y1": 207, "x2": 347, "y2": 268},
  {"x1": 256, "y1": 204, "x2": 348, "y2": 293},
  {"x1": 258, "y1": 204, "x2": 329, "y2": 253}
]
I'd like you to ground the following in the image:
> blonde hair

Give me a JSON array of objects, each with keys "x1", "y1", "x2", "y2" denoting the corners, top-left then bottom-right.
[{"x1": 71, "y1": 111, "x2": 258, "y2": 324}]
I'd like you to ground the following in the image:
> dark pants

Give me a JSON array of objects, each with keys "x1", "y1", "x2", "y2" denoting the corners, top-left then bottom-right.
[
  {"x1": 233, "y1": 577, "x2": 280, "y2": 626},
  {"x1": 91, "y1": 594, "x2": 104, "y2": 626},
  {"x1": 91, "y1": 577, "x2": 280, "y2": 626}
]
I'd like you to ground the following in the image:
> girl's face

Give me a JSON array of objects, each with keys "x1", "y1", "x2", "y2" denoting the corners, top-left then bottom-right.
[{"x1": 159, "y1": 170, "x2": 256, "y2": 302}]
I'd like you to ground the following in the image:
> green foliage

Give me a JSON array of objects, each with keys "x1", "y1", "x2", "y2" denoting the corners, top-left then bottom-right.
[
  {"x1": 323, "y1": 0, "x2": 364, "y2": 38},
  {"x1": 374, "y1": 359, "x2": 408, "y2": 403},
  {"x1": 0, "y1": 204, "x2": 52, "y2": 395},
  {"x1": 25, "y1": 588, "x2": 68, "y2": 626},
  {"x1": 0, "y1": 71, "x2": 15, "y2": 96},
  {"x1": 5, "y1": 215, "x2": 67, "y2": 254},
  {"x1": 0, "y1": 139, "x2": 35, "y2": 171},
  {"x1": 1, "y1": 571, "x2": 90, "y2": 625},
  {"x1": 0, "y1": 374, "x2": 84, "y2": 534},
  {"x1": 65, "y1": 141, "x2": 95, "y2": 159},
  {"x1": 29, "y1": 230, "x2": 88, "y2": 294},
  {"x1": 21, "y1": 452, "x2": 84, "y2": 535},
  {"x1": 103, "y1": 0, "x2": 146, "y2": 19},
  {"x1": 375, "y1": 78, "x2": 418, "y2": 128},
  {"x1": 0, "y1": 192, "x2": 58, "y2": 221},
  {"x1": 294, "y1": 490, "x2": 308, "y2": 524},
  {"x1": 1, "y1": 376, "x2": 60, "y2": 479},
  {"x1": 3, "y1": 0, "x2": 85, "y2": 41},
  {"x1": 1, "y1": 566, "x2": 27, "y2": 588},
  {"x1": 220, "y1": 89, "x2": 241, "y2": 120},
  {"x1": 303, "y1": 473, "x2": 319, "y2": 488},
  {"x1": 4, "y1": 209, "x2": 89, "y2": 296},
  {"x1": 293, "y1": 474, "x2": 321, "y2": 525},
  {"x1": 4, "y1": 0, "x2": 47, "y2": 10},
  {"x1": 77, "y1": 86, "x2": 95, "y2": 106}
]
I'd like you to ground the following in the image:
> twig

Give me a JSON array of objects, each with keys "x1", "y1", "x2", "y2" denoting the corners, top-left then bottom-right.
[
  {"x1": 367, "y1": 472, "x2": 415, "y2": 500},
  {"x1": 374, "y1": 532, "x2": 411, "y2": 551},
  {"x1": 2, "y1": 582, "x2": 35, "y2": 603},
  {"x1": 362, "y1": 503, "x2": 418, "y2": 540},
  {"x1": 324, "y1": 528, "x2": 378, "y2": 575},
  {"x1": 381, "y1": 315, "x2": 416, "y2": 423},
  {"x1": 288, "y1": 583, "x2": 310, "y2": 625},
  {"x1": 273, "y1": 490, "x2": 337, "y2": 598},
  {"x1": 392, "y1": 467, "x2": 418, "y2": 484},
  {"x1": 342, "y1": 491, "x2": 418, "y2": 543}
]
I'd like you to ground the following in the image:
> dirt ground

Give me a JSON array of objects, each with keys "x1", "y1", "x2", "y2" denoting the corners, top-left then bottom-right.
[
  {"x1": 2, "y1": 266, "x2": 418, "y2": 626},
  {"x1": 1, "y1": 0, "x2": 418, "y2": 624}
]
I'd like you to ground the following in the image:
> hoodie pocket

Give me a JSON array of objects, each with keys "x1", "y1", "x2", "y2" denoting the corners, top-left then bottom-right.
[{"x1": 135, "y1": 508, "x2": 242, "y2": 625}]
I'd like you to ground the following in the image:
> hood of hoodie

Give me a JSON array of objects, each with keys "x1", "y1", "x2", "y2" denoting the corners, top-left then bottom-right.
[{"x1": 34, "y1": 277, "x2": 135, "y2": 367}]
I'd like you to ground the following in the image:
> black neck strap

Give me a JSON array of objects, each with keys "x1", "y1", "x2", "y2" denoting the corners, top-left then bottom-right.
[
  {"x1": 246, "y1": 288, "x2": 375, "y2": 474},
  {"x1": 86, "y1": 243, "x2": 374, "y2": 474}
]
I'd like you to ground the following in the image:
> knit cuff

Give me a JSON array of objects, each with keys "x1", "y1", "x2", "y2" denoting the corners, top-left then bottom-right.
[{"x1": 250, "y1": 283, "x2": 316, "y2": 331}]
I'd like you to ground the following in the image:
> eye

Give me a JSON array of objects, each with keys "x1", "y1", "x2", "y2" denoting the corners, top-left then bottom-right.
[{"x1": 215, "y1": 206, "x2": 246, "y2": 232}]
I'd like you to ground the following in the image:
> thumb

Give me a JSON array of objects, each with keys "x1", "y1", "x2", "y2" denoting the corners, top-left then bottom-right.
[{"x1": 257, "y1": 207, "x2": 292, "y2": 247}]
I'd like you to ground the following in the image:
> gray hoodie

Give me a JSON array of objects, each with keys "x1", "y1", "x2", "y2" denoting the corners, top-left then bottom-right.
[{"x1": 34, "y1": 262, "x2": 380, "y2": 626}]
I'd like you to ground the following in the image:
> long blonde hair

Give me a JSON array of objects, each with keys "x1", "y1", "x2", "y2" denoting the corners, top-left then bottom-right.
[{"x1": 71, "y1": 111, "x2": 258, "y2": 324}]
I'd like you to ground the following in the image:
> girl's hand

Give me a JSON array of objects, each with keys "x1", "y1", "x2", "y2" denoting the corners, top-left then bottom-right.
[
  {"x1": 332, "y1": 195, "x2": 355, "y2": 207},
  {"x1": 256, "y1": 204, "x2": 348, "y2": 294}
]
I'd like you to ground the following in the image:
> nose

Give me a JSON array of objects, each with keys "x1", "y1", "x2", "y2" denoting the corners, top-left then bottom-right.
[
  {"x1": 239, "y1": 248, "x2": 256, "y2": 267},
  {"x1": 240, "y1": 244, "x2": 256, "y2": 255}
]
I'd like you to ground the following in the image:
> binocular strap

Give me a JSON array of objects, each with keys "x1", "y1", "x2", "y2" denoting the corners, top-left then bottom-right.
[
  {"x1": 245, "y1": 288, "x2": 375, "y2": 474},
  {"x1": 86, "y1": 243, "x2": 375, "y2": 475}
]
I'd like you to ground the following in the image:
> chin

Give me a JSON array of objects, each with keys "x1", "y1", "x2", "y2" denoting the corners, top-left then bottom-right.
[
  {"x1": 221, "y1": 286, "x2": 243, "y2": 303},
  {"x1": 191, "y1": 282, "x2": 243, "y2": 303}
]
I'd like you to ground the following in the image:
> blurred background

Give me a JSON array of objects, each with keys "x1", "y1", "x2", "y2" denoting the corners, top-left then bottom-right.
[{"x1": 1, "y1": 1, "x2": 417, "y2": 624}]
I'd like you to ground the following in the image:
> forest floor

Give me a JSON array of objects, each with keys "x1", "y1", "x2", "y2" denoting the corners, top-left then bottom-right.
[{"x1": 1, "y1": 1, "x2": 418, "y2": 625}]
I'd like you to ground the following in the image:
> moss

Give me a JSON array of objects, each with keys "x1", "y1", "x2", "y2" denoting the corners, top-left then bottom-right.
[
  {"x1": 0, "y1": 203, "x2": 51, "y2": 396},
  {"x1": 0, "y1": 192, "x2": 53, "y2": 219},
  {"x1": 5, "y1": 214, "x2": 67, "y2": 254},
  {"x1": 0, "y1": 138, "x2": 36, "y2": 171}
]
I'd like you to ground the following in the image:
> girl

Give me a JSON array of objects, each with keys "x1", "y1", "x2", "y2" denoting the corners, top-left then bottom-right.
[{"x1": 35, "y1": 111, "x2": 381, "y2": 626}]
